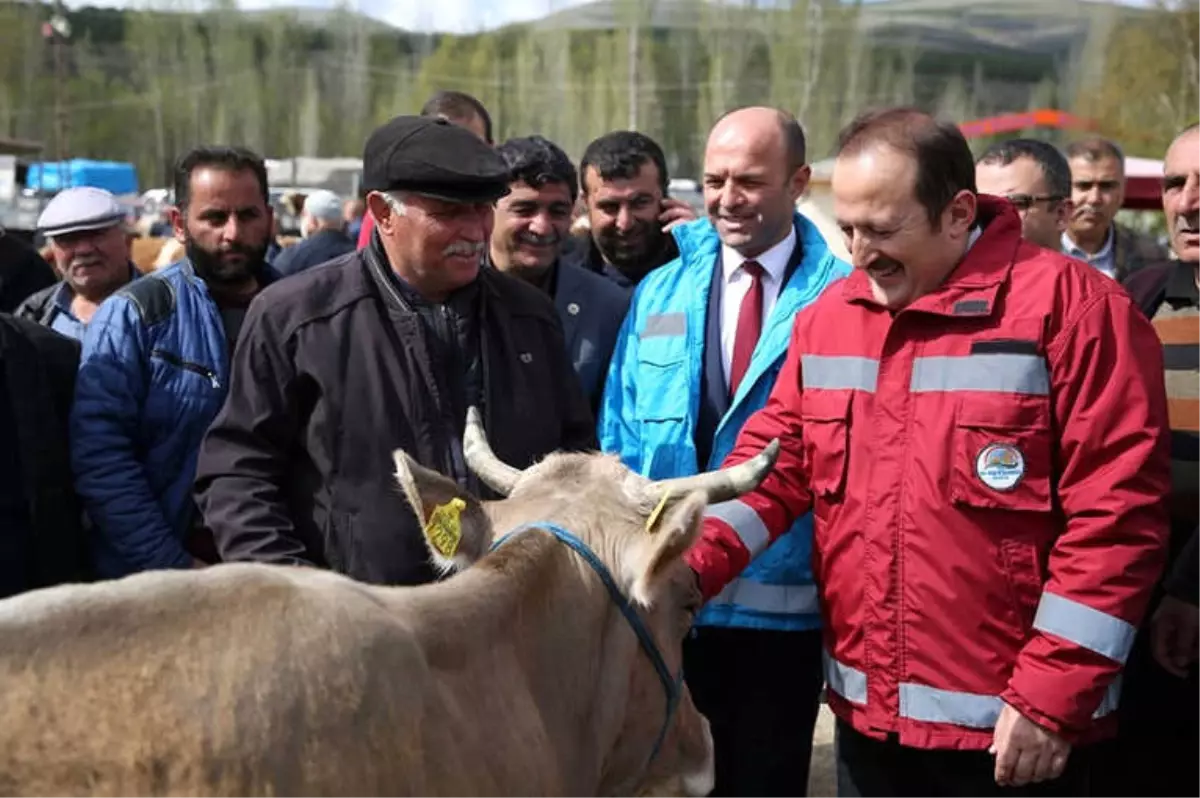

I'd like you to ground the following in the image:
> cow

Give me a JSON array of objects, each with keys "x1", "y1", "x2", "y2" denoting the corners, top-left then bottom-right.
[{"x1": 0, "y1": 408, "x2": 780, "y2": 796}]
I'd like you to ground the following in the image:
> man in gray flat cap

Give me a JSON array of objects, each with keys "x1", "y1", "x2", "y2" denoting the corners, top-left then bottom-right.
[
  {"x1": 195, "y1": 115, "x2": 594, "y2": 585},
  {"x1": 15, "y1": 186, "x2": 138, "y2": 340}
]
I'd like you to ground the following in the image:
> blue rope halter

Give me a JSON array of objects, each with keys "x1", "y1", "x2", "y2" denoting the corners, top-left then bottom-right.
[{"x1": 489, "y1": 522, "x2": 683, "y2": 769}]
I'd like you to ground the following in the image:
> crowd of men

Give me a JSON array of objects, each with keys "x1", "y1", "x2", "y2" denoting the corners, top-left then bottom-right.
[{"x1": 0, "y1": 85, "x2": 1195, "y2": 798}]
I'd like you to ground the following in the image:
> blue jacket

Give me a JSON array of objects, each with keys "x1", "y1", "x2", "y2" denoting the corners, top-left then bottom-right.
[
  {"x1": 598, "y1": 213, "x2": 851, "y2": 631},
  {"x1": 555, "y1": 258, "x2": 630, "y2": 409},
  {"x1": 272, "y1": 229, "x2": 356, "y2": 278},
  {"x1": 71, "y1": 259, "x2": 274, "y2": 578}
]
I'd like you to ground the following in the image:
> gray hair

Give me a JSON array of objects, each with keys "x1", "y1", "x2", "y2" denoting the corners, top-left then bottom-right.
[{"x1": 379, "y1": 190, "x2": 408, "y2": 217}]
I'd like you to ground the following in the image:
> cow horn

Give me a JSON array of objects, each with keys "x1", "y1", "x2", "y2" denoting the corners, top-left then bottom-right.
[
  {"x1": 463, "y1": 406, "x2": 522, "y2": 496},
  {"x1": 642, "y1": 439, "x2": 781, "y2": 505}
]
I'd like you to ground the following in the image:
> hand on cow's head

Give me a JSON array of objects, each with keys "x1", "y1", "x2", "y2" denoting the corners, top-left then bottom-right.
[{"x1": 392, "y1": 450, "x2": 493, "y2": 574}]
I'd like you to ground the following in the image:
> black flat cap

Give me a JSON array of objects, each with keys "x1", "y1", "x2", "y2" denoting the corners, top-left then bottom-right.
[{"x1": 361, "y1": 115, "x2": 510, "y2": 203}]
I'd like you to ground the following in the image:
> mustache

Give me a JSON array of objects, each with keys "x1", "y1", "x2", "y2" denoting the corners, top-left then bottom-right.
[
  {"x1": 442, "y1": 241, "x2": 485, "y2": 258},
  {"x1": 1174, "y1": 213, "x2": 1199, "y2": 234},
  {"x1": 68, "y1": 256, "x2": 104, "y2": 269},
  {"x1": 516, "y1": 231, "x2": 560, "y2": 247},
  {"x1": 866, "y1": 256, "x2": 904, "y2": 272}
]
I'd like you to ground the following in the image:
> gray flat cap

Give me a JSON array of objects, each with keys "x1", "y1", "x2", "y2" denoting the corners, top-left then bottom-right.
[{"x1": 37, "y1": 186, "x2": 127, "y2": 238}]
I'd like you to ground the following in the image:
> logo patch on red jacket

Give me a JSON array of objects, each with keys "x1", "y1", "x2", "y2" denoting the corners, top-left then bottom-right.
[{"x1": 975, "y1": 442, "x2": 1025, "y2": 491}]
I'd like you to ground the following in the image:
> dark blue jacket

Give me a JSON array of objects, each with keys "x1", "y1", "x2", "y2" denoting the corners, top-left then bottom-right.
[
  {"x1": 272, "y1": 229, "x2": 356, "y2": 278},
  {"x1": 71, "y1": 259, "x2": 276, "y2": 578},
  {"x1": 554, "y1": 257, "x2": 630, "y2": 408}
]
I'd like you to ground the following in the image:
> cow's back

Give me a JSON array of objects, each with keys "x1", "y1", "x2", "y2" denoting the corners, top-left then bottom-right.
[{"x1": 0, "y1": 563, "x2": 435, "y2": 796}]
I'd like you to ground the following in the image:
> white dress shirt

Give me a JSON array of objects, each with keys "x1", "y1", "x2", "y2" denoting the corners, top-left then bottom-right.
[{"x1": 719, "y1": 225, "x2": 797, "y2": 386}]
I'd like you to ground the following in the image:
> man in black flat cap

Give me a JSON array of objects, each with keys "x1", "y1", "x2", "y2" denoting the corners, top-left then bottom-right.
[{"x1": 194, "y1": 115, "x2": 595, "y2": 585}]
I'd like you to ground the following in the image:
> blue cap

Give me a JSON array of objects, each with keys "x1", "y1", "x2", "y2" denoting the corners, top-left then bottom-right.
[{"x1": 37, "y1": 186, "x2": 127, "y2": 238}]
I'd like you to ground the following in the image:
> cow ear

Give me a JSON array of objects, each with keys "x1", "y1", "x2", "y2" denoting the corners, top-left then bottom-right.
[
  {"x1": 392, "y1": 450, "x2": 493, "y2": 574},
  {"x1": 627, "y1": 489, "x2": 707, "y2": 607}
]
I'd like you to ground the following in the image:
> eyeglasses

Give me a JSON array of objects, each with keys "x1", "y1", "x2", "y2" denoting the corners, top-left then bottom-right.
[{"x1": 1004, "y1": 194, "x2": 1065, "y2": 212}]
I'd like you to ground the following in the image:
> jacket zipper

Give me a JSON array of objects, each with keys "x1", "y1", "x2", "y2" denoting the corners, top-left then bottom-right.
[{"x1": 151, "y1": 348, "x2": 221, "y2": 389}]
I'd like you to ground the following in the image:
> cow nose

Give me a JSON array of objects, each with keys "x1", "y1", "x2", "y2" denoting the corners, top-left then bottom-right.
[{"x1": 680, "y1": 717, "x2": 715, "y2": 797}]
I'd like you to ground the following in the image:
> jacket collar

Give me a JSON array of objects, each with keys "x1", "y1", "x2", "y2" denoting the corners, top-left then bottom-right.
[{"x1": 840, "y1": 195, "x2": 1022, "y2": 319}]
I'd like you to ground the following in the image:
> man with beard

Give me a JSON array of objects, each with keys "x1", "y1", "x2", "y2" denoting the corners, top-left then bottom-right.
[
  {"x1": 1063, "y1": 136, "x2": 1166, "y2": 281},
  {"x1": 1107, "y1": 122, "x2": 1200, "y2": 798},
  {"x1": 600, "y1": 107, "x2": 851, "y2": 796},
  {"x1": 577, "y1": 130, "x2": 696, "y2": 288},
  {"x1": 682, "y1": 107, "x2": 1170, "y2": 795},
  {"x1": 16, "y1": 187, "x2": 139, "y2": 340},
  {"x1": 71, "y1": 146, "x2": 278, "y2": 578},
  {"x1": 489, "y1": 135, "x2": 629, "y2": 408},
  {"x1": 193, "y1": 116, "x2": 593, "y2": 586}
]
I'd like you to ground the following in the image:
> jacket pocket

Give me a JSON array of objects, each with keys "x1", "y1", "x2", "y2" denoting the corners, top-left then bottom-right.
[
  {"x1": 150, "y1": 348, "x2": 221, "y2": 390},
  {"x1": 950, "y1": 398, "x2": 1052, "y2": 512},
  {"x1": 634, "y1": 334, "x2": 690, "y2": 422},
  {"x1": 801, "y1": 391, "x2": 852, "y2": 498}
]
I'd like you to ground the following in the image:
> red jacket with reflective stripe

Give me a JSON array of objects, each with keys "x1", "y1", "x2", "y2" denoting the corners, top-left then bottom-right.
[{"x1": 685, "y1": 198, "x2": 1171, "y2": 750}]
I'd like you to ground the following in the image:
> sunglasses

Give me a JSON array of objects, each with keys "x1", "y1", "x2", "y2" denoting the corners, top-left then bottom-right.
[{"x1": 1004, "y1": 194, "x2": 1065, "y2": 212}]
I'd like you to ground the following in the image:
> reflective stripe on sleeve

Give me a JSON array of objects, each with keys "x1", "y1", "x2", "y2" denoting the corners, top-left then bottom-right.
[
  {"x1": 1033, "y1": 592, "x2": 1138, "y2": 664},
  {"x1": 704, "y1": 500, "x2": 770, "y2": 558}
]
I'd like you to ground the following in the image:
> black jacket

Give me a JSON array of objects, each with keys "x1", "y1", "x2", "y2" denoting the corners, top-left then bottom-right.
[
  {"x1": 272, "y1": 229, "x2": 356, "y2": 278},
  {"x1": 0, "y1": 314, "x2": 90, "y2": 597},
  {"x1": 0, "y1": 232, "x2": 56, "y2": 313},
  {"x1": 194, "y1": 246, "x2": 596, "y2": 586}
]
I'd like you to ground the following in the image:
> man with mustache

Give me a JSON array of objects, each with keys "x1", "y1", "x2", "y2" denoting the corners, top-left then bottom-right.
[
  {"x1": 600, "y1": 107, "x2": 851, "y2": 796},
  {"x1": 194, "y1": 116, "x2": 594, "y2": 586},
  {"x1": 577, "y1": 130, "x2": 697, "y2": 288},
  {"x1": 1108, "y1": 122, "x2": 1199, "y2": 798},
  {"x1": 489, "y1": 134, "x2": 629, "y2": 409},
  {"x1": 1063, "y1": 136, "x2": 1167, "y2": 281},
  {"x1": 355, "y1": 89, "x2": 494, "y2": 250},
  {"x1": 16, "y1": 186, "x2": 139, "y2": 340},
  {"x1": 685, "y1": 107, "x2": 1170, "y2": 795},
  {"x1": 71, "y1": 146, "x2": 279, "y2": 578}
]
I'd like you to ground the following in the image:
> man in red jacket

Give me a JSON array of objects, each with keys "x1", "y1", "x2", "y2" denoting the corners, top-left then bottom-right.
[{"x1": 685, "y1": 107, "x2": 1171, "y2": 795}]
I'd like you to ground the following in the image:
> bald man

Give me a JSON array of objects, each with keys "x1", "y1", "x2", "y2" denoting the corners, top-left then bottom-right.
[{"x1": 599, "y1": 106, "x2": 851, "y2": 796}]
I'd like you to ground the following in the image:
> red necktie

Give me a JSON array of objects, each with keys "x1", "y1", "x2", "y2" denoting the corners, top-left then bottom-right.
[{"x1": 729, "y1": 260, "x2": 764, "y2": 398}]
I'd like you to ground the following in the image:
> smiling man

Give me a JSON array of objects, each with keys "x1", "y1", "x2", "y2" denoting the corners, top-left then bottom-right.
[
  {"x1": 195, "y1": 116, "x2": 594, "y2": 587},
  {"x1": 489, "y1": 135, "x2": 629, "y2": 408},
  {"x1": 600, "y1": 106, "x2": 850, "y2": 797},
  {"x1": 16, "y1": 186, "x2": 138, "y2": 340},
  {"x1": 684, "y1": 107, "x2": 1171, "y2": 796},
  {"x1": 577, "y1": 130, "x2": 696, "y2": 288},
  {"x1": 71, "y1": 146, "x2": 279, "y2": 579}
]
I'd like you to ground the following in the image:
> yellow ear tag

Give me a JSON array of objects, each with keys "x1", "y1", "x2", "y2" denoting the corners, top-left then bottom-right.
[
  {"x1": 426, "y1": 498, "x2": 466, "y2": 558},
  {"x1": 645, "y1": 490, "x2": 672, "y2": 534}
]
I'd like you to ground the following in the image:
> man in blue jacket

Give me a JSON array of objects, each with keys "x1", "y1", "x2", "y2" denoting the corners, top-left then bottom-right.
[
  {"x1": 71, "y1": 146, "x2": 278, "y2": 579},
  {"x1": 489, "y1": 135, "x2": 630, "y2": 409},
  {"x1": 598, "y1": 106, "x2": 851, "y2": 796}
]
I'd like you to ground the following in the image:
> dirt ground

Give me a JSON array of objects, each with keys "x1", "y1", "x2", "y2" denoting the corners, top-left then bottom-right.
[{"x1": 806, "y1": 705, "x2": 838, "y2": 797}]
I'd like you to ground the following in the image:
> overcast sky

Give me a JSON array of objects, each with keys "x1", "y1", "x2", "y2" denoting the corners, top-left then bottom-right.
[
  {"x1": 63, "y1": 0, "x2": 593, "y2": 33},
  {"x1": 63, "y1": 0, "x2": 1152, "y2": 35}
]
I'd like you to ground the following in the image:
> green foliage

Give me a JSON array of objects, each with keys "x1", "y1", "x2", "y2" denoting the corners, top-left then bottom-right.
[{"x1": 5, "y1": 0, "x2": 1194, "y2": 188}]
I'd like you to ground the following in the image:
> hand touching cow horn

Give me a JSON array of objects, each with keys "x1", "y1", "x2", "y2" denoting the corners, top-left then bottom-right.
[{"x1": 641, "y1": 439, "x2": 780, "y2": 505}]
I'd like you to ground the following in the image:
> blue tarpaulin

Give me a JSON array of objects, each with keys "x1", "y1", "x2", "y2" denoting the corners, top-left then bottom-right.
[{"x1": 26, "y1": 159, "x2": 138, "y2": 195}]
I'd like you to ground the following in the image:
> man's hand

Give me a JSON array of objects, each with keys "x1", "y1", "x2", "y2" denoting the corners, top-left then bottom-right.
[
  {"x1": 988, "y1": 703, "x2": 1070, "y2": 787},
  {"x1": 659, "y1": 198, "x2": 697, "y2": 232},
  {"x1": 1151, "y1": 595, "x2": 1199, "y2": 677}
]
